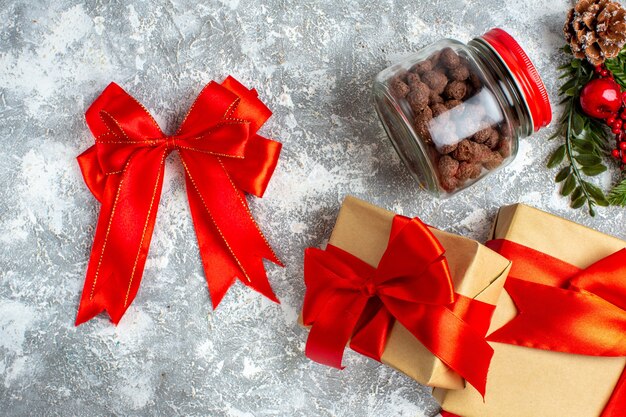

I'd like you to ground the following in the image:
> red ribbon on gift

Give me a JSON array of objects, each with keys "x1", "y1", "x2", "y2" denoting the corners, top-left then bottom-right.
[
  {"x1": 483, "y1": 239, "x2": 626, "y2": 417},
  {"x1": 75, "y1": 77, "x2": 283, "y2": 325},
  {"x1": 486, "y1": 240, "x2": 626, "y2": 354},
  {"x1": 303, "y1": 215, "x2": 496, "y2": 396}
]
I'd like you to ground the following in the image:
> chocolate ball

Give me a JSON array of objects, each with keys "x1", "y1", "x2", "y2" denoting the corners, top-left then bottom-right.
[
  {"x1": 444, "y1": 80, "x2": 467, "y2": 100},
  {"x1": 469, "y1": 72, "x2": 482, "y2": 90},
  {"x1": 429, "y1": 90, "x2": 444, "y2": 105},
  {"x1": 431, "y1": 103, "x2": 448, "y2": 118},
  {"x1": 407, "y1": 83, "x2": 430, "y2": 112},
  {"x1": 422, "y1": 71, "x2": 448, "y2": 95},
  {"x1": 438, "y1": 155, "x2": 460, "y2": 177},
  {"x1": 498, "y1": 139, "x2": 512, "y2": 158},
  {"x1": 440, "y1": 48, "x2": 461, "y2": 69},
  {"x1": 452, "y1": 139, "x2": 474, "y2": 161},
  {"x1": 415, "y1": 106, "x2": 433, "y2": 121},
  {"x1": 483, "y1": 151, "x2": 504, "y2": 170},
  {"x1": 484, "y1": 129, "x2": 500, "y2": 149},
  {"x1": 450, "y1": 65, "x2": 470, "y2": 81},
  {"x1": 406, "y1": 72, "x2": 422, "y2": 90},
  {"x1": 473, "y1": 128, "x2": 495, "y2": 144},
  {"x1": 471, "y1": 143, "x2": 493, "y2": 164},
  {"x1": 456, "y1": 162, "x2": 482, "y2": 180},
  {"x1": 390, "y1": 78, "x2": 410, "y2": 98},
  {"x1": 440, "y1": 176, "x2": 458, "y2": 192},
  {"x1": 412, "y1": 60, "x2": 433, "y2": 74}
]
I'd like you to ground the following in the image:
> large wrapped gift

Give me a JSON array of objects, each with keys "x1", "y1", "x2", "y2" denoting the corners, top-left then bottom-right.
[
  {"x1": 435, "y1": 203, "x2": 626, "y2": 417},
  {"x1": 301, "y1": 196, "x2": 511, "y2": 394}
]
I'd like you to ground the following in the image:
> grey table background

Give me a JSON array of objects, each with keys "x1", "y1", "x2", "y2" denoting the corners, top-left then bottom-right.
[{"x1": 1, "y1": 0, "x2": 622, "y2": 416}]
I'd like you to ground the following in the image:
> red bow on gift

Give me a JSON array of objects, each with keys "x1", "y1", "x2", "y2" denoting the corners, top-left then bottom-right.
[
  {"x1": 485, "y1": 239, "x2": 626, "y2": 417},
  {"x1": 76, "y1": 77, "x2": 283, "y2": 325},
  {"x1": 303, "y1": 215, "x2": 496, "y2": 396}
]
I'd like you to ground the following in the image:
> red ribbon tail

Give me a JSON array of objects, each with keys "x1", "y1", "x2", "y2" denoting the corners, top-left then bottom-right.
[
  {"x1": 76, "y1": 175, "x2": 118, "y2": 325},
  {"x1": 185, "y1": 180, "x2": 239, "y2": 308},
  {"x1": 181, "y1": 151, "x2": 281, "y2": 308},
  {"x1": 76, "y1": 148, "x2": 166, "y2": 325},
  {"x1": 238, "y1": 256, "x2": 281, "y2": 303},
  {"x1": 390, "y1": 302, "x2": 492, "y2": 397},
  {"x1": 305, "y1": 293, "x2": 369, "y2": 369},
  {"x1": 76, "y1": 272, "x2": 134, "y2": 325}
]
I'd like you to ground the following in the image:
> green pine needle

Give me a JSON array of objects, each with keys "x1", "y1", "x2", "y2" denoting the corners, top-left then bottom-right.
[
  {"x1": 608, "y1": 178, "x2": 626, "y2": 206},
  {"x1": 605, "y1": 49, "x2": 626, "y2": 90}
]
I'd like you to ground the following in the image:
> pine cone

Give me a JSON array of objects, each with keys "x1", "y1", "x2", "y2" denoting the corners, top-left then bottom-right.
[{"x1": 564, "y1": 0, "x2": 626, "y2": 65}]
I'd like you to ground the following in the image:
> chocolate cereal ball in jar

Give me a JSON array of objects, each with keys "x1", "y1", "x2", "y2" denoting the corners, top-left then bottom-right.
[{"x1": 373, "y1": 28, "x2": 551, "y2": 195}]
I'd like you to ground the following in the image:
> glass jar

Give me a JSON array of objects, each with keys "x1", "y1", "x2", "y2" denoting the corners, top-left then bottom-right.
[{"x1": 373, "y1": 28, "x2": 552, "y2": 196}]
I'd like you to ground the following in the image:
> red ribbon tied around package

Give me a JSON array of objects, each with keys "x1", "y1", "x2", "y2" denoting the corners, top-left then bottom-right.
[
  {"x1": 485, "y1": 239, "x2": 626, "y2": 417},
  {"x1": 485, "y1": 239, "x2": 626, "y2": 356},
  {"x1": 75, "y1": 77, "x2": 283, "y2": 326},
  {"x1": 303, "y1": 215, "x2": 496, "y2": 396}
]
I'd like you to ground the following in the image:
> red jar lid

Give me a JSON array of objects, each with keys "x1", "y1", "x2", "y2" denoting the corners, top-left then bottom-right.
[{"x1": 480, "y1": 28, "x2": 552, "y2": 132}]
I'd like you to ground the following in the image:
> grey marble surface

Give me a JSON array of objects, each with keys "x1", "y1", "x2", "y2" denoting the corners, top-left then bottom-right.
[{"x1": 1, "y1": 0, "x2": 623, "y2": 416}]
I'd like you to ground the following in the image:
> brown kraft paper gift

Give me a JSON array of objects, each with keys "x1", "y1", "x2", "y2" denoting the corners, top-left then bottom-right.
[
  {"x1": 435, "y1": 203, "x2": 626, "y2": 417},
  {"x1": 302, "y1": 196, "x2": 511, "y2": 389}
]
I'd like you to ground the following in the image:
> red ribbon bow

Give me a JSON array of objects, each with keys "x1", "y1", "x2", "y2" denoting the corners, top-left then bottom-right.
[
  {"x1": 76, "y1": 77, "x2": 283, "y2": 325},
  {"x1": 303, "y1": 215, "x2": 496, "y2": 396},
  {"x1": 484, "y1": 239, "x2": 626, "y2": 417}
]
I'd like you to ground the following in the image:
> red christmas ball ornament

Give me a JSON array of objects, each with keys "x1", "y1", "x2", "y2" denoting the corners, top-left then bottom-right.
[{"x1": 580, "y1": 78, "x2": 622, "y2": 119}]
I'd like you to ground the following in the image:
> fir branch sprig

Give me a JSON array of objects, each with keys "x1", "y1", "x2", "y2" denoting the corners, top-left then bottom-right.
[
  {"x1": 548, "y1": 48, "x2": 610, "y2": 216},
  {"x1": 608, "y1": 178, "x2": 626, "y2": 205},
  {"x1": 605, "y1": 49, "x2": 626, "y2": 206},
  {"x1": 605, "y1": 48, "x2": 626, "y2": 90}
]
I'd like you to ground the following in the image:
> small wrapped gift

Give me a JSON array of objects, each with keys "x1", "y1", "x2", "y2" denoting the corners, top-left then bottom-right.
[
  {"x1": 435, "y1": 204, "x2": 626, "y2": 417},
  {"x1": 301, "y1": 196, "x2": 511, "y2": 393}
]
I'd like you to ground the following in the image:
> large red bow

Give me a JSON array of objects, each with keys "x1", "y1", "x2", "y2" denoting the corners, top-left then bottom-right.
[
  {"x1": 303, "y1": 215, "x2": 495, "y2": 396},
  {"x1": 76, "y1": 77, "x2": 283, "y2": 325},
  {"x1": 485, "y1": 239, "x2": 626, "y2": 417}
]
